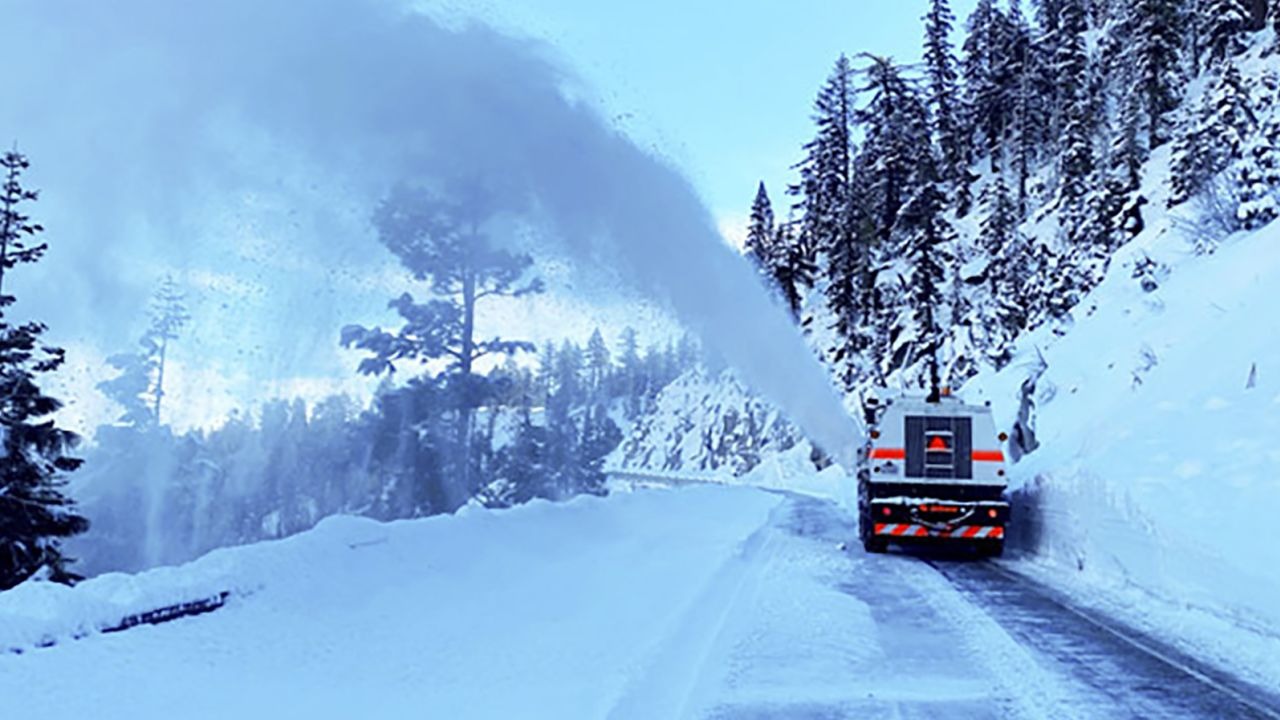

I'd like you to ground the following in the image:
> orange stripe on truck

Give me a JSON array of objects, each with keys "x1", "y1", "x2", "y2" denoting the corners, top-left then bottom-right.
[
  {"x1": 869, "y1": 448, "x2": 906, "y2": 460},
  {"x1": 971, "y1": 450, "x2": 1005, "y2": 462}
]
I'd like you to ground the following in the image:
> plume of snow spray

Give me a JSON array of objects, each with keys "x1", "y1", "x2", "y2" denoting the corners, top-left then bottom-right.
[{"x1": 0, "y1": 0, "x2": 860, "y2": 466}]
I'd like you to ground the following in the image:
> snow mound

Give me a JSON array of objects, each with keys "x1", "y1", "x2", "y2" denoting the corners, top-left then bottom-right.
[
  {"x1": 965, "y1": 209, "x2": 1280, "y2": 684},
  {"x1": 0, "y1": 486, "x2": 783, "y2": 719}
]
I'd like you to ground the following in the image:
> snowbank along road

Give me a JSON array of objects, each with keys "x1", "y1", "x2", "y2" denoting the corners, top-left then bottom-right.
[
  {"x1": 619, "y1": 490, "x2": 1280, "y2": 720},
  {"x1": 2, "y1": 484, "x2": 1279, "y2": 720}
]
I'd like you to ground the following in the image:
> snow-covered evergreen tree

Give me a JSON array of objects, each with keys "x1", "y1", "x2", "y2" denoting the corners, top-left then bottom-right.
[
  {"x1": 1236, "y1": 114, "x2": 1280, "y2": 228},
  {"x1": 97, "y1": 335, "x2": 159, "y2": 429},
  {"x1": 1171, "y1": 59, "x2": 1257, "y2": 206},
  {"x1": 586, "y1": 327, "x2": 610, "y2": 400},
  {"x1": 1006, "y1": 0, "x2": 1040, "y2": 214},
  {"x1": 744, "y1": 181, "x2": 775, "y2": 268},
  {"x1": 770, "y1": 221, "x2": 812, "y2": 320},
  {"x1": 1117, "y1": 0, "x2": 1185, "y2": 148},
  {"x1": 1200, "y1": 0, "x2": 1251, "y2": 65},
  {"x1": 342, "y1": 182, "x2": 544, "y2": 511},
  {"x1": 147, "y1": 275, "x2": 189, "y2": 426},
  {"x1": 857, "y1": 55, "x2": 931, "y2": 243},
  {"x1": 963, "y1": 0, "x2": 1015, "y2": 169},
  {"x1": 616, "y1": 327, "x2": 644, "y2": 419},
  {"x1": 0, "y1": 150, "x2": 88, "y2": 590},
  {"x1": 1056, "y1": 0, "x2": 1098, "y2": 246},
  {"x1": 971, "y1": 177, "x2": 1040, "y2": 367},
  {"x1": 791, "y1": 55, "x2": 854, "y2": 283},
  {"x1": 888, "y1": 155, "x2": 954, "y2": 394},
  {"x1": 924, "y1": 0, "x2": 972, "y2": 215}
]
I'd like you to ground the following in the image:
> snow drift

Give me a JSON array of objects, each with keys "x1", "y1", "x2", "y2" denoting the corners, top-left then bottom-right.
[
  {"x1": 965, "y1": 180, "x2": 1280, "y2": 687},
  {"x1": 0, "y1": 486, "x2": 782, "y2": 718}
]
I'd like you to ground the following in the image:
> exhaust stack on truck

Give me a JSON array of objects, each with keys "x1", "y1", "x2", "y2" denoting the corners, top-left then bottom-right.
[{"x1": 858, "y1": 393, "x2": 1009, "y2": 556}]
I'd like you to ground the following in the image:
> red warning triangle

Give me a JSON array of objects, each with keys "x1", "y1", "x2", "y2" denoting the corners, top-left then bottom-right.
[{"x1": 928, "y1": 436, "x2": 950, "y2": 451}]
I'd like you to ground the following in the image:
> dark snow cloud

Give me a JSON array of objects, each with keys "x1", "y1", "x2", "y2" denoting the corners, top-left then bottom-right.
[{"x1": 0, "y1": 0, "x2": 858, "y2": 460}]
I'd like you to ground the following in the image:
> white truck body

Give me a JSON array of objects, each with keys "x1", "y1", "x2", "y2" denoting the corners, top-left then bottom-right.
[{"x1": 858, "y1": 394, "x2": 1010, "y2": 554}]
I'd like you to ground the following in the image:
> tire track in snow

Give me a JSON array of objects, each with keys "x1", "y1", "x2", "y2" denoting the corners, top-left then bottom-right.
[
  {"x1": 605, "y1": 496, "x2": 787, "y2": 720},
  {"x1": 931, "y1": 560, "x2": 1280, "y2": 720},
  {"x1": 895, "y1": 556, "x2": 1080, "y2": 720}
]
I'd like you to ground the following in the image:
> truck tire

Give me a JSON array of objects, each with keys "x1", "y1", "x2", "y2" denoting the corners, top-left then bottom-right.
[{"x1": 863, "y1": 535, "x2": 889, "y2": 554}]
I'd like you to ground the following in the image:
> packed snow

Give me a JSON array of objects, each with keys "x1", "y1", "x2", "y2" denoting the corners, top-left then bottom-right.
[{"x1": 0, "y1": 487, "x2": 782, "y2": 718}]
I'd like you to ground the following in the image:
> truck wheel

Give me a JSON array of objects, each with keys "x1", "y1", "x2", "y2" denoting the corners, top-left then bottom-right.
[
  {"x1": 979, "y1": 540, "x2": 1004, "y2": 558},
  {"x1": 863, "y1": 536, "x2": 888, "y2": 554}
]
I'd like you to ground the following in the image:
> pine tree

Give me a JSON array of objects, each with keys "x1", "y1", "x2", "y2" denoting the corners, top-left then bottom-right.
[
  {"x1": 488, "y1": 392, "x2": 547, "y2": 506},
  {"x1": 616, "y1": 327, "x2": 644, "y2": 419},
  {"x1": 1236, "y1": 106, "x2": 1280, "y2": 228},
  {"x1": 578, "y1": 403, "x2": 621, "y2": 495},
  {"x1": 1170, "y1": 60, "x2": 1257, "y2": 204},
  {"x1": 977, "y1": 176, "x2": 1019, "y2": 262},
  {"x1": 791, "y1": 55, "x2": 855, "y2": 284},
  {"x1": 824, "y1": 182, "x2": 877, "y2": 389},
  {"x1": 964, "y1": 0, "x2": 1026, "y2": 170},
  {"x1": 1056, "y1": 0, "x2": 1098, "y2": 244},
  {"x1": 770, "y1": 221, "x2": 812, "y2": 319},
  {"x1": 1122, "y1": 0, "x2": 1186, "y2": 148},
  {"x1": 0, "y1": 150, "x2": 89, "y2": 590},
  {"x1": 972, "y1": 177, "x2": 1037, "y2": 364},
  {"x1": 857, "y1": 54, "x2": 932, "y2": 242},
  {"x1": 342, "y1": 182, "x2": 544, "y2": 511},
  {"x1": 1201, "y1": 0, "x2": 1251, "y2": 65},
  {"x1": 147, "y1": 275, "x2": 190, "y2": 426},
  {"x1": 1007, "y1": 0, "x2": 1040, "y2": 214},
  {"x1": 1111, "y1": 91, "x2": 1147, "y2": 195},
  {"x1": 537, "y1": 341, "x2": 557, "y2": 403},
  {"x1": 924, "y1": 0, "x2": 972, "y2": 215},
  {"x1": 97, "y1": 335, "x2": 160, "y2": 428},
  {"x1": 1097, "y1": 92, "x2": 1149, "y2": 248},
  {"x1": 585, "y1": 327, "x2": 610, "y2": 399},
  {"x1": 889, "y1": 155, "x2": 954, "y2": 396},
  {"x1": 743, "y1": 182, "x2": 780, "y2": 293}
]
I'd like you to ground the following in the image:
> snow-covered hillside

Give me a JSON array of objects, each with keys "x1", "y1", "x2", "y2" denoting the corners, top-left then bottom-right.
[
  {"x1": 611, "y1": 368, "x2": 804, "y2": 476},
  {"x1": 605, "y1": 20, "x2": 1280, "y2": 687},
  {"x1": 966, "y1": 198, "x2": 1280, "y2": 682}
]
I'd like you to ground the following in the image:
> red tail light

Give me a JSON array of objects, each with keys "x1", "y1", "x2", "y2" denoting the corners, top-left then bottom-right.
[
  {"x1": 881, "y1": 507, "x2": 892, "y2": 517},
  {"x1": 988, "y1": 509, "x2": 998, "y2": 519}
]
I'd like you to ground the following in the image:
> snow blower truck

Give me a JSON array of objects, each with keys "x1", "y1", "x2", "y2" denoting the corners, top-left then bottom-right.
[{"x1": 857, "y1": 391, "x2": 1010, "y2": 556}]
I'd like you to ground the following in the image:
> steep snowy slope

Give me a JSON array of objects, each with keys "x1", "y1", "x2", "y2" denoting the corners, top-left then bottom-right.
[
  {"x1": 965, "y1": 210, "x2": 1280, "y2": 678},
  {"x1": 611, "y1": 368, "x2": 803, "y2": 476}
]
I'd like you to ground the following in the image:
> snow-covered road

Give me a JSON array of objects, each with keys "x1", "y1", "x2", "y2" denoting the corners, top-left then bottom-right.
[
  {"x1": 2, "y1": 485, "x2": 1277, "y2": 720},
  {"x1": 669, "y1": 494, "x2": 1280, "y2": 719}
]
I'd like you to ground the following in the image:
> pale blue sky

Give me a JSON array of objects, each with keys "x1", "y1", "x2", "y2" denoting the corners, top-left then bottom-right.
[
  {"x1": 7, "y1": 0, "x2": 978, "y2": 433},
  {"x1": 463, "y1": 0, "x2": 979, "y2": 239}
]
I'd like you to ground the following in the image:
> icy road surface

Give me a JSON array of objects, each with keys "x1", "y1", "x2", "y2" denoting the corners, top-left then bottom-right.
[{"x1": 2, "y1": 485, "x2": 1278, "y2": 720}]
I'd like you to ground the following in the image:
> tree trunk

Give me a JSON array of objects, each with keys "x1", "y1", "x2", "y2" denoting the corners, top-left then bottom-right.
[
  {"x1": 456, "y1": 265, "x2": 477, "y2": 510},
  {"x1": 154, "y1": 337, "x2": 168, "y2": 425},
  {"x1": 1249, "y1": 0, "x2": 1268, "y2": 31},
  {"x1": 0, "y1": 163, "x2": 14, "y2": 300}
]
